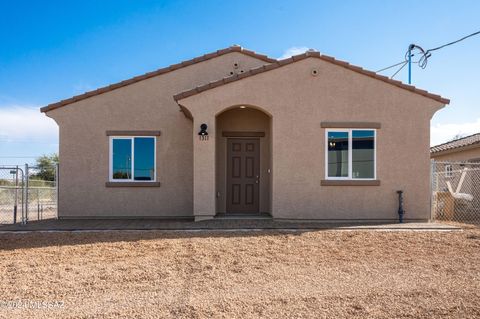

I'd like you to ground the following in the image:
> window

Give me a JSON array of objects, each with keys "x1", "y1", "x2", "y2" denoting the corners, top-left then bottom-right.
[
  {"x1": 326, "y1": 129, "x2": 376, "y2": 180},
  {"x1": 445, "y1": 164, "x2": 453, "y2": 178},
  {"x1": 109, "y1": 136, "x2": 156, "y2": 182}
]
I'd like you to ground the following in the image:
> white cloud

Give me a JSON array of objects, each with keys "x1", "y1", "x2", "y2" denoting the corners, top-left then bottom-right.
[
  {"x1": 73, "y1": 82, "x2": 94, "y2": 94},
  {"x1": 431, "y1": 118, "x2": 480, "y2": 146},
  {"x1": 0, "y1": 105, "x2": 58, "y2": 144},
  {"x1": 278, "y1": 46, "x2": 310, "y2": 60}
]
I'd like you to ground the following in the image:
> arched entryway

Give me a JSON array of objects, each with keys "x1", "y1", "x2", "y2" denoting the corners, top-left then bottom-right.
[{"x1": 215, "y1": 105, "x2": 272, "y2": 215}]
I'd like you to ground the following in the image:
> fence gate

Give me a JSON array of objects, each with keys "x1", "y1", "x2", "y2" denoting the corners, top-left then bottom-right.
[
  {"x1": 0, "y1": 167, "x2": 24, "y2": 224},
  {"x1": 431, "y1": 161, "x2": 480, "y2": 225},
  {"x1": 0, "y1": 164, "x2": 58, "y2": 225}
]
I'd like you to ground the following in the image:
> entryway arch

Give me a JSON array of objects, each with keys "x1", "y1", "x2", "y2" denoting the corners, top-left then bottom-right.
[{"x1": 215, "y1": 105, "x2": 272, "y2": 215}]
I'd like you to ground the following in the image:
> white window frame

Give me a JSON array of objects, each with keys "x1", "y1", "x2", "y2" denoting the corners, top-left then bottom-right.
[
  {"x1": 445, "y1": 164, "x2": 453, "y2": 178},
  {"x1": 325, "y1": 128, "x2": 377, "y2": 180},
  {"x1": 109, "y1": 136, "x2": 157, "y2": 182}
]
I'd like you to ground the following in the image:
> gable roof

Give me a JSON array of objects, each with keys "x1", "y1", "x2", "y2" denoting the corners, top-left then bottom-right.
[
  {"x1": 40, "y1": 45, "x2": 275, "y2": 113},
  {"x1": 173, "y1": 50, "x2": 450, "y2": 105},
  {"x1": 431, "y1": 133, "x2": 480, "y2": 155}
]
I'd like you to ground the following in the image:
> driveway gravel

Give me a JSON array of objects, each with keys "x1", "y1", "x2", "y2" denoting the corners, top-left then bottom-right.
[{"x1": 0, "y1": 228, "x2": 479, "y2": 318}]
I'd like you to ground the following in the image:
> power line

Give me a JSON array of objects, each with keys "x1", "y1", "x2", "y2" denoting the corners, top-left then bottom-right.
[
  {"x1": 376, "y1": 61, "x2": 406, "y2": 73},
  {"x1": 375, "y1": 54, "x2": 419, "y2": 74},
  {"x1": 428, "y1": 30, "x2": 480, "y2": 52},
  {"x1": 413, "y1": 30, "x2": 480, "y2": 69},
  {"x1": 390, "y1": 61, "x2": 408, "y2": 79},
  {"x1": 376, "y1": 30, "x2": 480, "y2": 79}
]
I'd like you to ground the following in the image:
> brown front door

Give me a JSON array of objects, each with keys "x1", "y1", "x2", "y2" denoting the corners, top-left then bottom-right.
[{"x1": 226, "y1": 138, "x2": 260, "y2": 213}]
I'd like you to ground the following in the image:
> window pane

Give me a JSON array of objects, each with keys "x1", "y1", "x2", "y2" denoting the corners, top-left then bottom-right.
[
  {"x1": 134, "y1": 137, "x2": 155, "y2": 181},
  {"x1": 352, "y1": 130, "x2": 374, "y2": 178},
  {"x1": 445, "y1": 165, "x2": 452, "y2": 177},
  {"x1": 328, "y1": 131, "x2": 349, "y2": 177},
  {"x1": 112, "y1": 139, "x2": 132, "y2": 179}
]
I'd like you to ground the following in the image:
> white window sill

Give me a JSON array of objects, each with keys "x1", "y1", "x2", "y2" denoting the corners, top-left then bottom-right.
[
  {"x1": 321, "y1": 180, "x2": 380, "y2": 186},
  {"x1": 105, "y1": 182, "x2": 160, "y2": 187}
]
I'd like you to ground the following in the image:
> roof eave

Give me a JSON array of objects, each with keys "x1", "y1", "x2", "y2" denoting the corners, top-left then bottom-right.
[
  {"x1": 431, "y1": 141, "x2": 480, "y2": 157},
  {"x1": 174, "y1": 51, "x2": 450, "y2": 105},
  {"x1": 40, "y1": 45, "x2": 276, "y2": 113}
]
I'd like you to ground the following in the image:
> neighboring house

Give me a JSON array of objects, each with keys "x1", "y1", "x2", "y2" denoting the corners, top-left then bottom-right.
[
  {"x1": 430, "y1": 133, "x2": 480, "y2": 162},
  {"x1": 41, "y1": 45, "x2": 449, "y2": 221},
  {"x1": 430, "y1": 134, "x2": 480, "y2": 218}
]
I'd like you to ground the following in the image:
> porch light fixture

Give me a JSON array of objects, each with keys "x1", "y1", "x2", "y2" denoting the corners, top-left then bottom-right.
[
  {"x1": 239, "y1": 106, "x2": 246, "y2": 109},
  {"x1": 198, "y1": 123, "x2": 209, "y2": 141}
]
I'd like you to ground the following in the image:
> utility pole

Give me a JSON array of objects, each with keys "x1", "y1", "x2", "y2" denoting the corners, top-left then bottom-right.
[{"x1": 408, "y1": 44, "x2": 414, "y2": 85}]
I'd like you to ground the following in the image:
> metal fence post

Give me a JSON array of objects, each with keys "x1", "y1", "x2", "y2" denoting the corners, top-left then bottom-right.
[
  {"x1": 20, "y1": 167, "x2": 24, "y2": 225},
  {"x1": 13, "y1": 166, "x2": 19, "y2": 224},
  {"x1": 37, "y1": 188, "x2": 40, "y2": 221},
  {"x1": 24, "y1": 163, "x2": 29, "y2": 224},
  {"x1": 430, "y1": 160, "x2": 435, "y2": 221},
  {"x1": 56, "y1": 163, "x2": 59, "y2": 219}
]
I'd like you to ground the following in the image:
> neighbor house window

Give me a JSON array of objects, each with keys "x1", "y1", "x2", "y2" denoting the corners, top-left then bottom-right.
[
  {"x1": 326, "y1": 129, "x2": 376, "y2": 180},
  {"x1": 109, "y1": 136, "x2": 156, "y2": 181},
  {"x1": 445, "y1": 164, "x2": 453, "y2": 178}
]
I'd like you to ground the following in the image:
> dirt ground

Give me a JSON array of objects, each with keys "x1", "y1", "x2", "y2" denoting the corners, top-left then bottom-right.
[{"x1": 0, "y1": 228, "x2": 479, "y2": 318}]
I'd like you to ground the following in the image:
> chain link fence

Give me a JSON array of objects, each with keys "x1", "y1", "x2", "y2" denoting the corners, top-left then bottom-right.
[
  {"x1": 0, "y1": 164, "x2": 57, "y2": 224},
  {"x1": 3, "y1": 160, "x2": 480, "y2": 225},
  {"x1": 26, "y1": 165, "x2": 58, "y2": 222},
  {"x1": 0, "y1": 166, "x2": 24, "y2": 224},
  {"x1": 431, "y1": 161, "x2": 480, "y2": 225}
]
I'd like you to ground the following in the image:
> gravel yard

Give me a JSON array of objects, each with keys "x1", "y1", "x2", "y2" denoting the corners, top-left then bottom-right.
[{"x1": 0, "y1": 228, "x2": 479, "y2": 318}]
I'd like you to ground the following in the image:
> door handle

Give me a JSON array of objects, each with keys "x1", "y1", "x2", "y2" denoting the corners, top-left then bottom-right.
[{"x1": 255, "y1": 175, "x2": 259, "y2": 184}]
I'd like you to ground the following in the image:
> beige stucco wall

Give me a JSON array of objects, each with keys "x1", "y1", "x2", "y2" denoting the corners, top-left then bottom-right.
[
  {"x1": 431, "y1": 147, "x2": 480, "y2": 162},
  {"x1": 215, "y1": 108, "x2": 272, "y2": 213},
  {"x1": 179, "y1": 57, "x2": 445, "y2": 221},
  {"x1": 45, "y1": 52, "x2": 268, "y2": 218}
]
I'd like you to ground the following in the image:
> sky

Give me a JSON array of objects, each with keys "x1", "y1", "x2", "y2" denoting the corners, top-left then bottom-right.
[{"x1": 0, "y1": 0, "x2": 479, "y2": 165}]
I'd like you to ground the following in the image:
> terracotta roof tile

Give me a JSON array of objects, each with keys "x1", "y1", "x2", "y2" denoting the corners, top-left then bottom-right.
[
  {"x1": 278, "y1": 57, "x2": 293, "y2": 65},
  {"x1": 431, "y1": 133, "x2": 480, "y2": 154},
  {"x1": 40, "y1": 45, "x2": 276, "y2": 113},
  {"x1": 173, "y1": 50, "x2": 450, "y2": 105}
]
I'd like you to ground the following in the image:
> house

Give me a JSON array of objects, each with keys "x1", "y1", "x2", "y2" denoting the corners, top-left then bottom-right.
[
  {"x1": 430, "y1": 134, "x2": 480, "y2": 221},
  {"x1": 41, "y1": 45, "x2": 449, "y2": 221},
  {"x1": 431, "y1": 133, "x2": 480, "y2": 162}
]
